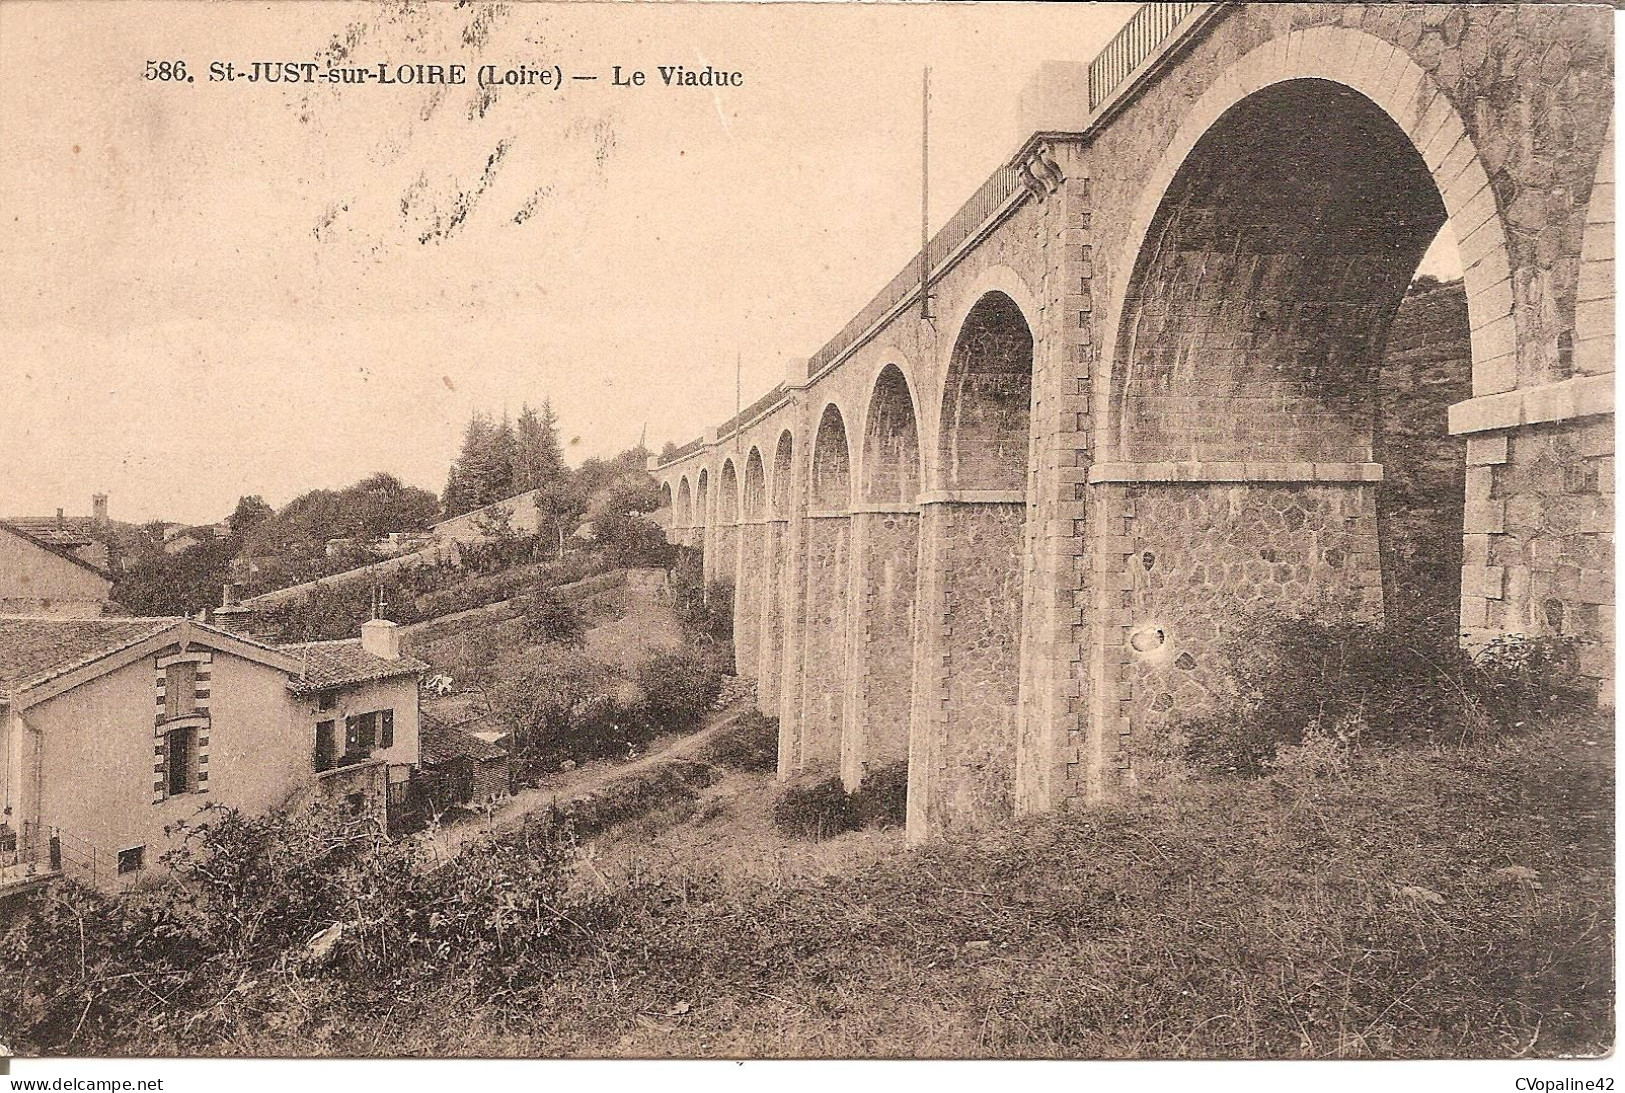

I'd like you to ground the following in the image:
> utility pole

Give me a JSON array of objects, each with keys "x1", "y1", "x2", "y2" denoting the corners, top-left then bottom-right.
[{"x1": 920, "y1": 65, "x2": 935, "y2": 328}]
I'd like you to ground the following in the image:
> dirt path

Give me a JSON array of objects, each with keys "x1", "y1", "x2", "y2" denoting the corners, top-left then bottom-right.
[{"x1": 418, "y1": 700, "x2": 753, "y2": 863}]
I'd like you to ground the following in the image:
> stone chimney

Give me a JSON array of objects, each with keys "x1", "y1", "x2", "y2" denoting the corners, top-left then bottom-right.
[
  {"x1": 361, "y1": 618, "x2": 401, "y2": 660},
  {"x1": 221, "y1": 582, "x2": 239, "y2": 609},
  {"x1": 92, "y1": 494, "x2": 108, "y2": 525},
  {"x1": 55, "y1": 508, "x2": 64, "y2": 529}
]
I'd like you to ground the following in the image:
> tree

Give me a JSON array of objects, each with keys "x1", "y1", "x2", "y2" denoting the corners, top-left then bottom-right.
[
  {"x1": 443, "y1": 412, "x2": 501, "y2": 517},
  {"x1": 229, "y1": 495, "x2": 274, "y2": 537},
  {"x1": 513, "y1": 401, "x2": 564, "y2": 494},
  {"x1": 518, "y1": 587, "x2": 586, "y2": 648}
]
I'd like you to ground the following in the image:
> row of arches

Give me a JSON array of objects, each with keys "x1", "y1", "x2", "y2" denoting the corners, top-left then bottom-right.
[{"x1": 665, "y1": 289, "x2": 1036, "y2": 530}]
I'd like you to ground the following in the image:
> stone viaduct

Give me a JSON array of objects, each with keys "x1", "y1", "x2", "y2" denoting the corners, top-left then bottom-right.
[{"x1": 649, "y1": 3, "x2": 1616, "y2": 844}]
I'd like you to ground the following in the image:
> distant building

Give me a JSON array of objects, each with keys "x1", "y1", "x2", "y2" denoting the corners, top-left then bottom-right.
[
  {"x1": 162, "y1": 525, "x2": 214, "y2": 556},
  {"x1": 0, "y1": 616, "x2": 424, "y2": 894},
  {"x1": 2, "y1": 495, "x2": 114, "y2": 572},
  {"x1": 0, "y1": 523, "x2": 112, "y2": 617},
  {"x1": 419, "y1": 710, "x2": 509, "y2": 810},
  {"x1": 430, "y1": 489, "x2": 548, "y2": 561}
]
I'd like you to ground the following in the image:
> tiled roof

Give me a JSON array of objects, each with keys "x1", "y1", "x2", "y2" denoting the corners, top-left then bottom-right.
[
  {"x1": 282, "y1": 639, "x2": 428, "y2": 694},
  {"x1": 1, "y1": 517, "x2": 99, "y2": 548},
  {"x1": 0, "y1": 616, "x2": 182, "y2": 695},
  {"x1": 420, "y1": 717, "x2": 508, "y2": 765},
  {"x1": 0, "y1": 523, "x2": 110, "y2": 578}
]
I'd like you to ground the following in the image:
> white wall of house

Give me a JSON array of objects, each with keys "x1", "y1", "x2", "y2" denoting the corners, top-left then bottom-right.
[
  {"x1": 25, "y1": 649, "x2": 305, "y2": 887},
  {"x1": 0, "y1": 532, "x2": 109, "y2": 616}
]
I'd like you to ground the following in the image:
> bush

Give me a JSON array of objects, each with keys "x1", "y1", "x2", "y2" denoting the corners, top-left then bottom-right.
[
  {"x1": 671, "y1": 550, "x2": 734, "y2": 644},
  {"x1": 0, "y1": 801, "x2": 588, "y2": 1054},
  {"x1": 636, "y1": 644, "x2": 724, "y2": 736},
  {"x1": 771, "y1": 776, "x2": 854, "y2": 840},
  {"x1": 849, "y1": 761, "x2": 909, "y2": 829},
  {"x1": 518, "y1": 586, "x2": 586, "y2": 648},
  {"x1": 489, "y1": 648, "x2": 643, "y2": 765},
  {"x1": 540, "y1": 759, "x2": 722, "y2": 842},
  {"x1": 772, "y1": 762, "x2": 909, "y2": 840},
  {"x1": 1175, "y1": 614, "x2": 1587, "y2": 778},
  {"x1": 702, "y1": 710, "x2": 780, "y2": 772}
]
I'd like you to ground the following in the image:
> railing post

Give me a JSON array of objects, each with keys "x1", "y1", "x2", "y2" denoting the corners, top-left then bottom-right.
[{"x1": 48, "y1": 830, "x2": 61, "y2": 872}]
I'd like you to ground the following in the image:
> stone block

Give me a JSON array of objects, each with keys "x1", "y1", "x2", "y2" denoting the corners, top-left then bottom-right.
[
  {"x1": 1462, "y1": 564, "x2": 1506, "y2": 600},
  {"x1": 1450, "y1": 389, "x2": 1519, "y2": 433},
  {"x1": 1466, "y1": 435, "x2": 1509, "y2": 465},
  {"x1": 1463, "y1": 499, "x2": 1506, "y2": 534},
  {"x1": 1573, "y1": 334, "x2": 1615, "y2": 377},
  {"x1": 1470, "y1": 317, "x2": 1517, "y2": 374},
  {"x1": 1578, "y1": 569, "x2": 1613, "y2": 605},
  {"x1": 1465, "y1": 466, "x2": 1495, "y2": 500}
]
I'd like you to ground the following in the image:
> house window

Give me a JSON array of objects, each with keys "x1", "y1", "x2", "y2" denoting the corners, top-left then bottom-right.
[
  {"x1": 164, "y1": 661, "x2": 197, "y2": 721},
  {"x1": 344, "y1": 712, "x2": 378, "y2": 759},
  {"x1": 317, "y1": 692, "x2": 337, "y2": 712},
  {"x1": 165, "y1": 726, "x2": 197, "y2": 796},
  {"x1": 117, "y1": 845, "x2": 145, "y2": 874},
  {"x1": 380, "y1": 709, "x2": 395, "y2": 749},
  {"x1": 315, "y1": 719, "x2": 336, "y2": 772}
]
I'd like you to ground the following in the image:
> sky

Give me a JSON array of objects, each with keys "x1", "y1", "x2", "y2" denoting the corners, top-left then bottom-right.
[{"x1": 0, "y1": 1, "x2": 1461, "y2": 526}]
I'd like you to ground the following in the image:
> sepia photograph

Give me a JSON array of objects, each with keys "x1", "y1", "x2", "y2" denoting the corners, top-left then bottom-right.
[{"x1": 0, "y1": 0, "x2": 1616, "y2": 1077}]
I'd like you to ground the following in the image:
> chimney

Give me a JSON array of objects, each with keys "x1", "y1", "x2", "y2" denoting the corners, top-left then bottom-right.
[
  {"x1": 221, "y1": 582, "x2": 239, "y2": 609},
  {"x1": 92, "y1": 494, "x2": 108, "y2": 525},
  {"x1": 55, "y1": 508, "x2": 64, "y2": 529},
  {"x1": 361, "y1": 618, "x2": 401, "y2": 660}
]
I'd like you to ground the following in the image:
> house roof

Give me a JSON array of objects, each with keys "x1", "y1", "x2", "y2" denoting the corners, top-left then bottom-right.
[
  {"x1": 0, "y1": 616, "x2": 181, "y2": 695},
  {"x1": 420, "y1": 715, "x2": 508, "y2": 765},
  {"x1": 281, "y1": 638, "x2": 428, "y2": 695},
  {"x1": 0, "y1": 616, "x2": 298, "y2": 702},
  {"x1": 1, "y1": 517, "x2": 99, "y2": 548},
  {"x1": 0, "y1": 523, "x2": 111, "y2": 580}
]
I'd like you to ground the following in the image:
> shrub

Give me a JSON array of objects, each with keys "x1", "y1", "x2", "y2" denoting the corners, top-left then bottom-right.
[
  {"x1": 0, "y1": 800, "x2": 587, "y2": 1054},
  {"x1": 772, "y1": 762, "x2": 910, "y2": 840},
  {"x1": 771, "y1": 776, "x2": 854, "y2": 840},
  {"x1": 518, "y1": 586, "x2": 586, "y2": 648},
  {"x1": 636, "y1": 644, "x2": 724, "y2": 736},
  {"x1": 702, "y1": 710, "x2": 780, "y2": 772},
  {"x1": 489, "y1": 648, "x2": 637, "y2": 764},
  {"x1": 849, "y1": 761, "x2": 909, "y2": 829},
  {"x1": 541, "y1": 759, "x2": 722, "y2": 842},
  {"x1": 1176, "y1": 614, "x2": 1586, "y2": 778},
  {"x1": 671, "y1": 551, "x2": 734, "y2": 643}
]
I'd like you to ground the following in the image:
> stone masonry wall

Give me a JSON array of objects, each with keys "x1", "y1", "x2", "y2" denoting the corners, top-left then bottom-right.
[
  {"x1": 853, "y1": 512, "x2": 918, "y2": 777},
  {"x1": 927, "y1": 501, "x2": 1026, "y2": 837},
  {"x1": 735, "y1": 523, "x2": 765, "y2": 682},
  {"x1": 1118, "y1": 483, "x2": 1383, "y2": 751},
  {"x1": 1471, "y1": 419, "x2": 1614, "y2": 700},
  {"x1": 799, "y1": 515, "x2": 850, "y2": 771}
]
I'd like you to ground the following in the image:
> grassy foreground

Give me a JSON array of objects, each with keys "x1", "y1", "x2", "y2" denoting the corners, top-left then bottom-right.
[{"x1": 210, "y1": 712, "x2": 1611, "y2": 1061}]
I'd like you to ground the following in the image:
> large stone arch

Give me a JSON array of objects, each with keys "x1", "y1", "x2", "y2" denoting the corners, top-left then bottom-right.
[
  {"x1": 675, "y1": 475, "x2": 692, "y2": 528},
  {"x1": 860, "y1": 362, "x2": 924, "y2": 506},
  {"x1": 770, "y1": 429, "x2": 795, "y2": 518},
  {"x1": 735, "y1": 447, "x2": 769, "y2": 688},
  {"x1": 1090, "y1": 29, "x2": 1523, "y2": 775},
  {"x1": 844, "y1": 361, "x2": 924, "y2": 788},
  {"x1": 909, "y1": 289, "x2": 1036, "y2": 842},
  {"x1": 765, "y1": 427, "x2": 797, "y2": 736},
  {"x1": 742, "y1": 447, "x2": 767, "y2": 520},
  {"x1": 936, "y1": 291, "x2": 1037, "y2": 493},
  {"x1": 714, "y1": 458, "x2": 741, "y2": 597},
  {"x1": 800, "y1": 403, "x2": 854, "y2": 770},
  {"x1": 809, "y1": 403, "x2": 853, "y2": 511},
  {"x1": 1097, "y1": 25, "x2": 1518, "y2": 460}
]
